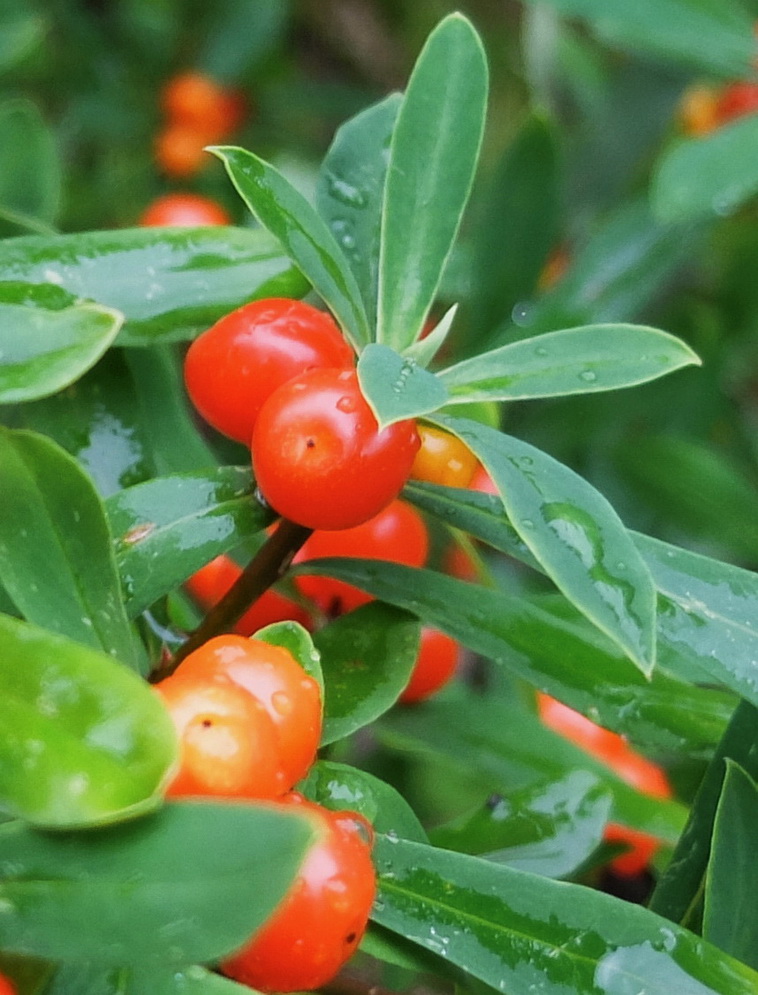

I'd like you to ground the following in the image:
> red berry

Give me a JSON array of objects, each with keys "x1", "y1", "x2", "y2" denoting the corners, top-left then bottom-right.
[
  {"x1": 400, "y1": 628, "x2": 459, "y2": 703},
  {"x1": 184, "y1": 299, "x2": 354, "y2": 444},
  {"x1": 161, "y1": 71, "x2": 245, "y2": 137},
  {"x1": 252, "y1": 368, "x2": 420, "y2": 531},
  {"x1": 155, "y1": 674, "x2": 288, "y2": 800},
  {"x1": 139, "y1": 193, "x2": 230, "y2": 227},
  {"x1": 716, "y1": 81, "x2": 758, "y2": 125},
  {"x1": 0, "y1": 974, "x2": 17, "y2": 995},
  {"x1": 177, "y1": 634, "x2": 322, "y2": 785},
  {"x1": 222, "y1": 795, "x2": 376, "y2": 993},
  {"x1": 294, "y1": 499, "x2": 428, "y2": 615},
  {"x1": 185, "y1": 555, "x2": 312, "y2": 634}
]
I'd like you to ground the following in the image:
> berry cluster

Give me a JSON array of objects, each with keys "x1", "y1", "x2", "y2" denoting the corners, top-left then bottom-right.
[
  {"x1": 154, "y1": 634, "x2": 375, "y2": 992},
  {"x1": 155, "y1": 70, "x2": 245, "y2": 179},
  {"x1": 537, "y1": 694, "x2": 672, "y2": 877}
]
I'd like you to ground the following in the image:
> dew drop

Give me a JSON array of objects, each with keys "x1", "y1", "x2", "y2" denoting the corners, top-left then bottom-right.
[
  {"x1": 579, "y1": 369, "x2": 597, "y2": 383},
  {"x1": 535, "y1": 345, "x2": 548, "y2": 357},
  {"x1": 337, "y1": 395, "x2": 357, "y2": 414},
  {"x1": 511, "y1": 301, "x2": 534, "y2": 327},
  {"x1": 272, "y1": 690, "x2": 294, "y2": 717}
]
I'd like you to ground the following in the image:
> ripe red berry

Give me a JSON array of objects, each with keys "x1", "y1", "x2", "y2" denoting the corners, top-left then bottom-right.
[
  {"x1": 294, "y1": 499, "x2": 428, "y2": 615},
  {"x1": 185, "y1": 555, "x2": 312, "y2": 634},
  {"x1": 184, "y1": 299, "x2": 354, "y2": 444},
  {"x1": 139, "y1": 193, "x2": 231, "y2": 227},
  {"x1": 177, "y1": 634, "x2": 322, "y2": 785},
  {"x1": 0, "y1": 974, "x2": 17, "y2": 995},
  {"x1": 400, "y1": 628, "x2": 460, "y2": 703},
  {"x1": 155, "y1": 674, "x2": 288, "y2": 799},
  {"x1": 161, "y1": 71, "x2": 245, "y2": 137},
  {"x1": 716, "y1": 81, "x2": 758, "y2": 125},
  {"x1": 222, "y1": 795, "x2": 376, "y2": 993},
  {"x1": 252, "y1": 368, "x2": 420, "y2": 531}
]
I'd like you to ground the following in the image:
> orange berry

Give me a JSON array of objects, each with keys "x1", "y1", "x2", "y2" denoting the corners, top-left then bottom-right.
[
  {"x1": 139, "y1": 193, "x2": 231, "y2": 227},
  {"x1": 400, "y1": 628, "x2": 460, "y2": 703},
  {"x1": 154, "y1": 123, "x2": 212, "y2": 178},
  {"x1": 410, "y1": 425, "x2": 478, "y2": 489}
]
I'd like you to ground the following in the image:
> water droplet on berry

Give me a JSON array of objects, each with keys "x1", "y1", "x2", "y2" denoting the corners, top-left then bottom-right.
[
  {"x1": 337, "y1": 395, "x2": 357, "y2": 413},
  {"x1": 272, "y1": 690, "x2": 294, "y2": 716}
]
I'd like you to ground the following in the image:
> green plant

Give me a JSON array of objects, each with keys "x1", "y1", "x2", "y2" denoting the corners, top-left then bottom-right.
[{"x1": 2, "y1": 4, "x2": 758, "y2": 995}]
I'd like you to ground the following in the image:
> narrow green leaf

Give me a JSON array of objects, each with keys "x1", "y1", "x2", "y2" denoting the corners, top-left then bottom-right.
[
  {"x1": 403, "y1": 303, "x2": 458, "y2": 368},
  {"x1": 357, "y1": 344, "x2": 448, "y2": 430},
  {"x1": 430, "y1": 770, "x2": 611, "y2": 879},
  {"x1": 377, "y1": 14, "x2": 488, "y2": 351},
  {"x1": 105, "y1": 467, "x2": 272, "y2": 619},
  {"x1": 0, "y1": 801, "x2": 314, "y2": 965},
  {"x1": 519, "y1": 0, "x2": 757, "y2": 78},
  {"x1": 0, "y1": 227, "x2": 307, "y2": 346},
  {"x1": 704, "y1": 762, "x2": 758, "y2": 970},
  {"x1": 211, "y1": 146, "x2": 370, "y2": 349},
  {"x1": 470, "y1": 113, "x2": 560, "y2": 341},
  {"x1": 0, "y1": 298, "x2": 122, "y2": 402},
  {"x1": 372, "y1": 837, "x2": 758, "y2": 995},
  {"x1": 0, "y1": 614, "x2": 176, "y2": 827},
  {"x1": 316, "y1": 94, "x2": 402, "y2": 329},
  {"x1": 0, "y1": 429, "x2": 136, "y2": 664},
  {"x1": 433, "y1": 416, "x2": 657, "y2": 673},
  {"x1": 313, "y1": 602, "x2": 420, "y2": 745},
  {"x1": 255, "y1": 620, "x2": 324, "y2": 699},
  {"x1": 301, "y1": 760, "x2": 427, "y2": 843},
  {"x1": 652, "y1": 116, "x2": 758, "y2": 224},
  {"x1": 377, "y1": 686, "x2": 685, "y2": 843},
  {"x1": 0, "y1": 99, "x2": 60, "y2": 229},
  {"x1": 46, "y1": 961, "x2": 251, "y2": 995},
  {"x1": 438, "y1": 324, "x2": 701, "y2": 403},
  {"x1": 0, "y1": 8, "x2": 45, "y2": 73},
  {"x1": 651, "y1": 701, "x2": 758, "y2": 930}
]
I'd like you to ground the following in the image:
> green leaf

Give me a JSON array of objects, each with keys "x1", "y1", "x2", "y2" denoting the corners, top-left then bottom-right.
[
  {"x1": 704, "y1": 761, "x2": 758, "y2": 970},
  {"x1": 470, "y1": 113, "x2": 560, "y2": 342},
  {"x1": 430, "y1": 770, "x2": 611, "y2": 880},
  {"x1": 46, "y1": 962, "x2": 252, "y2": 995},
  {"x1": 0, "y1": 614, "x2": 176, "y2": 827},
  {"x1": 313, "y1": 603, "x2": 420, "y2": 745},
  {"x1": 0, "y1": 297, "x2": 122, "y2": 403},
  {"x1": 519, "y1": 0, "x2": 757, "y2": 78},
  {"x1": 105, "y1": 467, "x2": 272, "y2": 619},
  {"x1": 357, "y1": 344, "x2": 449, "y2": 430},
  {"x1": 0, "y1": 7, "x2": 45, "y2": 74},
  {"x1": 0, "y1": 99, "x2": 60, "y2": 233},
  {"x1": 0, "y1": 800, "x2": 315, "y2": 965},
  {"x1": 0, "y1": 227, "x2": 307, "y2": 346},
  {"x1": 297, "y1": 555, "x2": 729, "y2": 761},
  {"x1": 0, "y1": 429, "x2": 136, "y2": 664},
  {"x1": 377, "y1": 14, "x2": 488, "y2": 352},
  {"x1": 316, "y1": 94, "x2": 402, "y2": 330},
  {"x1": 651, "y1": 701, "x2": 758, "y2": 930},
  {"x1": 433, "y1": 416, "x2": 657, "y2": 674},
  {"x1": 300, "y1": 760, "x2": 427, "y2": 843},
  {"x1": 652, "y1": 116, "x2": 758, "y2": 224},
  {"x1": 404, "y1": 303, "x2": 458, "y2": 368},
  {"x1": 17, "y1": 348, "x2": 156, "y2": 497},
  {"x1": 211, "y1": 146, "x2": 370, "y2": 349},
  {"x1": 255, "y1": 620, "x2": 324, "y2": 699},
  {"x1": 438, "y1": 324, "x2": 701, "y2": 403},
  {"x1": 376, "y1": 687, "x2": 685, "y2": 843},
  {"x1": 372, "y1": 836, "x2": 758, "y2": 995}
]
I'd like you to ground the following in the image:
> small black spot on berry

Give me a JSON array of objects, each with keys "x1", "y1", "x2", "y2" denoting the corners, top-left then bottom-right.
[
  {"x1": 201, "y1": 719, "x2": 212, "y2": 728},
  {"x1": 345, "y1": 932, "x2": 357, "y2": 945},
  {"x1": 306, "y1": 438, "x2": 316, "y2": 448}
]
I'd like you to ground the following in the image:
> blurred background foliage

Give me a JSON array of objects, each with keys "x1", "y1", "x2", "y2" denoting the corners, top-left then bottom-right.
[{"x1": 2, "y1": 0, "x2": 757, "y2": 569}]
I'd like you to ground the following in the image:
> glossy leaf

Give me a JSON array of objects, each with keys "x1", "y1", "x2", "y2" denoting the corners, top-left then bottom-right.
[
  {"x1": 652, "y1": 116, "x2": 758, "y2": 224},
  {"x1": 0, "y1": 614, "x2": 176, "y2": 827},
  {"x1": 316, "y1": 94, "x2": 401, "y2": 329},
  {"x1": 377, "y1": 14, "x2": 487, "y2": 352},
  {"x1": 300, "y1": 760, "x2": 427, "y2": 842},
  {"x1": 651, "y1": 701, "x2": 758, "y2": 930},
  {"x1": 313, "y1": 602, "x2": 420, "y2": 745},
  {"x1": 404, "y1": 303, "x2": 458, "y2": 368},
  {"x1": 357, "y1": 344, "x2": 449, "y2": 430},
  {"x1": 430, "y1": 770, "x2": 611, "y2": 879},
  {"x1": 45, "y1": 962, "x2": 251, "y2": 995},
  {"x1": 0, "y1": 298, "x2": 122, "y2": 403},
  {"x1": 432, "y1": 415, "x2": 657, "y2": 674},
  {"x1": 0, "y1": 800, "x2": 315, "y2": 965},
  {"x1": 0, "y1": 99, "x2": 60, "y2": 233},
  {"x1": 372, "y1": 836, "x2": 758, "y2": 995},
  {"x1": 105, "y1": 466, "x2": 272, "y2": 619},
  {"x1": 255, "y1": 620, "x2": 324, "y2": 698},
  {"x1": 520, "y1": 0, "x2": 757, "y2": 78},
  {"x1": 211, "y1": 146, "x2": 370, "y2": 349},
  {"x1": 17, "y1": 348, "x2": 156, "y2": 497},
  {"x1": 0, "y1": 227, "x2": 307, "y2": 346},
  {"x1": 0, "y1": 6, "x2": 45, "y2": 73},
  {"x1": 376, "y1": 687, "x2": 685, "y2": 842},
  {"x1": 0, "y1": 429, "x2": 136, "y2": 663},
  {"x1": 470, "y1": 113, "x2": 560, "y2": 341},
  {"x1": 704, "y1": 762, "x2": 758, "y2": 970},
  {"x1": 298, "y1": 556, "x2": 729, "y2": 760},
  {"x1": 438, "y1": 324, "x2": 701, "y2": 402}
]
